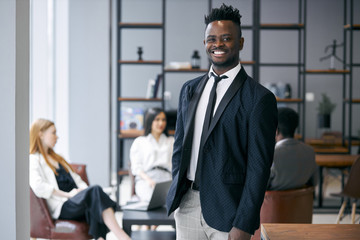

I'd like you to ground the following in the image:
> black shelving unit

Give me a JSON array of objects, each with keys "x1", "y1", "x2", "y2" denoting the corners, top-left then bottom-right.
[
  {"x1": 116, "y1": 0, "x2": 166, "y2": 204},
  {"x1": 115, "y1": 0, "x2": 336, "y2": 204},
  {"x1": 343, "y1": 0, "x2": 360, "y2": 152},
  {"x1": 253, "y1": 0, "x2": 307, "y2": 139},
  {"x1": 302, "y1": 0, "x2": 360, "y2": 153}
]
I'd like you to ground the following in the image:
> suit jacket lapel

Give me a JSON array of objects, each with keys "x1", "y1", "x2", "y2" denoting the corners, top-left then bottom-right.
[
  {"x1": 183, "y1": 74, "x2": 209, "y2": 145},
  {"x1": 202, "y1": 67, "x2": 247, "y2": 143},
  {"x1": 178, "y1": 74, "x2": 208, "y2": 180}
]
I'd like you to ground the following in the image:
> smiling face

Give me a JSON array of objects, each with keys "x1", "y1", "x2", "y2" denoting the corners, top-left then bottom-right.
[
  {"x1": 151, "y1": 112, "x2": 167, "y2": 137},
  {"x1": 204, "y1": 20, "x2": 244, "y2": 75},
  {"x1": 40, "y1": 125, "x2": 58, "y2": 151}
]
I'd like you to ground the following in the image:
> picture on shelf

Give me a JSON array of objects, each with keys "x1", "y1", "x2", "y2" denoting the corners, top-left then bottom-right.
[{"x1": 120, "y1": 107, "x2": 144, "y2": 130}]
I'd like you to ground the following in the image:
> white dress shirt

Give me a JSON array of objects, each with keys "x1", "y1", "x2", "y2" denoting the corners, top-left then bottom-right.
[
  {"x1": 187, "y1": 62, "x2": 241, "y2": 180},
  {"x1": 130, "y1": 133, "x2": 174, "y2": 176}
]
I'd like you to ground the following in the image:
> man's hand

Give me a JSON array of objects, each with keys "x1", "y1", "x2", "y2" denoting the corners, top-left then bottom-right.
[{"x1": 228, "y1": 227, "x2": 251, "y2": 240}]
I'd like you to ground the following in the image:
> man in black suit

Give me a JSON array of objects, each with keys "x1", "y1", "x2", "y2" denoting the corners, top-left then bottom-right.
[{"x1": 166, "y1": 4, "x2": 278, "y2": 240}]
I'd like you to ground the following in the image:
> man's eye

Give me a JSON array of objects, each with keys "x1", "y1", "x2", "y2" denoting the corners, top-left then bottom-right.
[
  {"x1": 207, "y1": 38, "x2": 215, "y2": 43},
  {"x1": 223, "y1": 37, "x2": 230, "y2": 41}
]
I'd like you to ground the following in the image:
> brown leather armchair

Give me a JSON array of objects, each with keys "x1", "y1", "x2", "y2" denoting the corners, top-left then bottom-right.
[
  {"x1": 252, "y1": 186, "x2": 314, "y2": 240},
  {"x1": 30, "y1": 164, "x2": 93, "y2": 240}
]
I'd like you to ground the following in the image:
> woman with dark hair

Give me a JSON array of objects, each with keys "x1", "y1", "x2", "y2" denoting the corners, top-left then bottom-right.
[
  {"x1": 130, "y1": 108, "x2": 174, "y2": 202},
  {"x1": 29, "y1": 119, "x2": 131, "y2": 240}
]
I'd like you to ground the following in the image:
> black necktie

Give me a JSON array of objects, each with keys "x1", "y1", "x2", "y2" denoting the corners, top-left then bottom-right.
[
  {"x1": 193, "y1": 73, "x2": 228, "y2": 189},
  {"x1": 203, "y1": 73, "x2": 228, "y2": 129}
]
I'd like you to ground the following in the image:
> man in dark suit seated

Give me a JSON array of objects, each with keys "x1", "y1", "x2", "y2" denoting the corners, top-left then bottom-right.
[
  {"x1": 166, "y1": 4, "x2": 278, "y2": 240},
  {"x1": 267, "y1": 107, "x2": 318, "y2": 190}
]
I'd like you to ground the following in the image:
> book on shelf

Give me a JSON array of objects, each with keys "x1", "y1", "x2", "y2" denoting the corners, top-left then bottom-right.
[
  {"x1": 120, "y1": 107, "x2": 144, "y2": 131},
  {"x1": 153, "y1": 73, "x2": 162, "y2": 98},
  {"x1": 146, "y1": 79, "x2": 155, "y2": 99},
  {"x1": 145, "y1": 73, "x2": 163, "y2": 99}
]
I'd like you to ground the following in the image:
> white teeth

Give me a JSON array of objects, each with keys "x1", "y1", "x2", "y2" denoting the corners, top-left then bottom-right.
[{"x1": 213, "y1": 51, "x2": 225, "y2": 54}]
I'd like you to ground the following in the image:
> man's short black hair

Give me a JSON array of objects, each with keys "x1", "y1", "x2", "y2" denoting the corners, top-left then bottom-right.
[
  {"x1": 278, "y1": 107, "x2": 299, "y2": 138},
  {"x1": 205, "y1": 3, "x2": 242, "y2": 37}
]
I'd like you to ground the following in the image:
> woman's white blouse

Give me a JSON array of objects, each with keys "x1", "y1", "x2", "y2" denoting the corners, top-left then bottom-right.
[{"x1": 130, "y1": 133, "x2": 174, "y2": 176}]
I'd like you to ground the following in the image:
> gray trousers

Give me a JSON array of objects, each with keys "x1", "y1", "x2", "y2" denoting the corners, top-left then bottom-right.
[{"x1": 174, "y1": 189, "x2": 229, "y2": 240}]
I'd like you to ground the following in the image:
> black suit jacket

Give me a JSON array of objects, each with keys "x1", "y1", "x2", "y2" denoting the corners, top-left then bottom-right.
[{"x1": 166, "y1": 67, "x2": 278, "y2": 234}]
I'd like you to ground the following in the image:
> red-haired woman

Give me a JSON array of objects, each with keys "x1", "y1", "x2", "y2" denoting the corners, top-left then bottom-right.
[{"x1": 29, "y1": 119, "x2": 130, "y2": 240}]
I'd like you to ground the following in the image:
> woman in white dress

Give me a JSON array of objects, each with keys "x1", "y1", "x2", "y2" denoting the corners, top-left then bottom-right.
[{"x1": 130, "y1": 108, "x2": 174, "y2": 202}]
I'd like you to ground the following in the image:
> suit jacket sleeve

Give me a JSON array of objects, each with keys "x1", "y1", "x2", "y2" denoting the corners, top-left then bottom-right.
[
  {"x1": 233, "y1": 92, "x2": 277, "y2": 233},
  {"x1": 171, "y1": 83, "x2": 188, "y2": 179}
]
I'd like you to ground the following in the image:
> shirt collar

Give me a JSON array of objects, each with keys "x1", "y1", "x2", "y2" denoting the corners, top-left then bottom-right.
[
  {"x1": 147, "y1": 133, "x2": 166, "y2": 143},
  {"x1": 208, "y1": 62, "x2": 241, "y2": 79},
  {"x1": 275, "y1": 138, "x2": 295, "y2": 147}
]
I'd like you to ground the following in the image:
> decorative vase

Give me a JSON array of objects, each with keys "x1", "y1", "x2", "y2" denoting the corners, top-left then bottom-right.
[
  {"x1": 191, "y1": 50, "x2": 200, "y2": 69},
  {"x1": 318, "y1": 114, "x2": 331, "y2": 128}
]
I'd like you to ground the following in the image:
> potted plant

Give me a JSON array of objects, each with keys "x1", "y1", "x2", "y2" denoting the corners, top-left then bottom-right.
[{"x1": 317, "y1": 93, "x2": 336, "y2": 128}]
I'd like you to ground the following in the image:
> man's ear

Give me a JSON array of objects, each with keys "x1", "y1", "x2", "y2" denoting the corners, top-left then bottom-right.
[{"x1": 239, "y1": 37, "x2": 244, "y2": 51}]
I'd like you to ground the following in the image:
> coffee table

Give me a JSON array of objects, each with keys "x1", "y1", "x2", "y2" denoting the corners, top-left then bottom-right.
[{"x1": 122, "y1": 207, "x2": 175, "y2": 236}]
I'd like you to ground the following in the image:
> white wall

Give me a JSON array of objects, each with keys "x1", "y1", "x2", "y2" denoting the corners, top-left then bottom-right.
[
  {"x1": 30, "y1": 0, "x2": 70, "y2": 160},
  {"x1": 0, "y1": 0, "x2": 30, "y2": 239},
  {"x1": 69, "y1": 0, "x2": 111, "y2": 186}
]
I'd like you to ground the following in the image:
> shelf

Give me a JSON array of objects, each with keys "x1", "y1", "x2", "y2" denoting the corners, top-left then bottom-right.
[
  {"x1": 118, "y1": 22, "x2": 163, "y2": 29},
  {"x1": 164, "y1": 68, "x2": 209, "y2": 73},
  {"x1": 260, "y1": 23, "x2": 304, "y2": 29},
  {"x1": 306, "y1": 138, "x2": 360, "y2": 147},
  {"x1": 164, "y1": 61, "x2": 255, "y2": 73},
  {"x1": 241, "y1": 61, "x2": 256, "y2": 65},
  {"x1": 312, "y1": 146, "x2": 349, "y2": 154},
  {"x1": 118, "y1": 97, "x2": 162, "y2": 102},
  {"x1": 118, "y1": 168, "x2": 129, "y2": 176},
  {"x1": 344, "y1": 24, "x2": 360, "y2": 30},
  {"x1": 118, "y1": 129, "x2": 144, "y2": 139},
  {"x1": 118, "y1": 60, "x2": 162, "y2": 64},
  {"x1": 118, "y1": 129, "x2": 175, "y2": 139},
  {"x1": 260, "y1": 63, "x2": 304, "y2": 67},
  {"x1": 276, "y1": 98, "x2": 303, "y2": 103},
  {"x1": 242, "y1": 25, "x2": 253, "y2": 30},
  {"x1": 304, "y1": 69, "x2": 350, "y2": 74},
  {"x1": 344, "y1": 98, "x2": 360, "y2": 103}
]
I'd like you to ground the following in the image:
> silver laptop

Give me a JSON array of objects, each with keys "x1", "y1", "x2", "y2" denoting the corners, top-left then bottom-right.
[{"x1": 122, "y1": 180, "x2": 172, "y2": 211}]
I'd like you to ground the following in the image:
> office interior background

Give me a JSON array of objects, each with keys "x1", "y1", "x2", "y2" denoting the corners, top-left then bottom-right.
[{"x1": 1, "y1": 0, "x2": 359, "y2": 238}]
